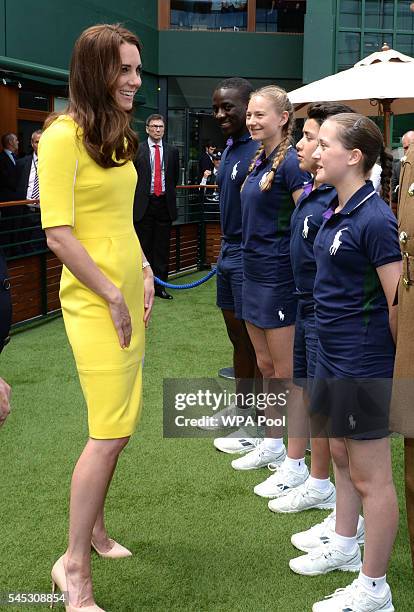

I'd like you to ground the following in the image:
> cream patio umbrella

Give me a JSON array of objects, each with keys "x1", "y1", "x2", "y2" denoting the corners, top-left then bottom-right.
[{"x1": 288, "y1": 44, "x2": 414, "y2": 147}]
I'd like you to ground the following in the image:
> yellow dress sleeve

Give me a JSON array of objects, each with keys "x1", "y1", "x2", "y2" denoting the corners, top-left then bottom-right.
[{"x1": 38, "y1": 117, "x2": 80, "y2": 229}]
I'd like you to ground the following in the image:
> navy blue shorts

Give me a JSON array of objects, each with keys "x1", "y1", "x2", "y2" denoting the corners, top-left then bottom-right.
[
  {"x1": 242, "y1": 277, "x2": 297, "y2": 329},
  {"x1": 310, "y1": 361, "x2": 391, "y2": 440},
  {"x1": 293, "y1": 301, "x2": 318, "y2": 388},
  {"x1": 216, "y1": 241, "x2": 243, "y2": 319}
]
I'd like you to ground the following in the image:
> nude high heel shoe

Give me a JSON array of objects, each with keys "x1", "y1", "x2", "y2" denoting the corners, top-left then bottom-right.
[
  {"x1": 91, "y1": 539, "x2": 132, "y2": 559},
  {"x1": 50, "y1": 555, "x2": 105, "y2": 611}
]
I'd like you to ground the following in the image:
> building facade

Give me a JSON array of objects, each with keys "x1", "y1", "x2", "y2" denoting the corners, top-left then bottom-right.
[{"x1": 0, "y1": 0, "x2": 413, "y2": 178}]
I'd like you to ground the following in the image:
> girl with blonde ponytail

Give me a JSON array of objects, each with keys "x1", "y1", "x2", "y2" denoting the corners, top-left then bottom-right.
[{"x1": 231, "y1": 86, "x2": 310, "y2": 473}]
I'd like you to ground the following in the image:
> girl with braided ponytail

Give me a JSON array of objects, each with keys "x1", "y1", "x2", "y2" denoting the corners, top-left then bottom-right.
[
  {"x1": 231, "y1": 86, "x2": 310, "y2": 473},
  {"x1": 306, "y1": 114, "x2": 401, "y2": 612}
]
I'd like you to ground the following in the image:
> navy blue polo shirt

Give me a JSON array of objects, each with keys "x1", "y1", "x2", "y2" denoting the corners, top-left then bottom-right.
[
  {"x1": 290, "y1": 180, "x2": 337, "y2": 301},
  {"x1": 241, "y1": 146, "x2": 310, "y2": 282},
  {"x1": 313, "y1": 181, "x2": 402, "y2": 376},
  {"x1": 217, "y1": 133, "x2": 259, "y2": 243}
]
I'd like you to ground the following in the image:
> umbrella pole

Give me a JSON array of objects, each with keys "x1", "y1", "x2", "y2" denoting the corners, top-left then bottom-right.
[
  {"x1": 381, "y1": 99, "x2": 392, "y2": 148},
  {"x1": 379, "y1": 99, "x2": 393, "y2": 207}
]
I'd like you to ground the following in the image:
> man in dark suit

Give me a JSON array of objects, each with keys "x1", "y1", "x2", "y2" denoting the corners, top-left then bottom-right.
[
  {"x1": 16, "y1": 129, "x2": 41, "y2": 200},
  {"x1": 198, "y1": 140, "x2": 216, "y2": 181},
  {"x1": 0, "y1": 133, "x2": 19, "y2": 201},
  {"x1": 133, "y1": 114, "x2": 180, "y2": 299},
  {"x1": 16, "y1": 130, "x2": 44, "y2": 253}
]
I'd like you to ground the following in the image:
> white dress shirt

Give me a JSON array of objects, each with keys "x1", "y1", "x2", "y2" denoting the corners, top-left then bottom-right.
[
  {"x1": 147, "y1": 137, "x2": 166, "y2": 194},
  {"x1": 4, "y1": 149, "x2": 15, "y2": 165},
  {"x1": 26, "y1": 153, "x2": 38, "y2": 200}
]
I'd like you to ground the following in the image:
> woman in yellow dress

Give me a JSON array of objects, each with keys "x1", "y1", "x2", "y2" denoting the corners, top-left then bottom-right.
[{"x1": 38, "y1": 24, "x2": 154, "y2": 611}]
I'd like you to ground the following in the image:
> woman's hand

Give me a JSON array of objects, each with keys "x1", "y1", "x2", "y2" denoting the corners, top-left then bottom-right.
[
  {"x1": 143, "y1": 266, "x2": 155, "y2": 328},
  {"x1": 108, "y1": 290, "x2": 132, "y2": 349},
  {"x1": 0, "y1": 377, "x2": 11, "y2": 428}
]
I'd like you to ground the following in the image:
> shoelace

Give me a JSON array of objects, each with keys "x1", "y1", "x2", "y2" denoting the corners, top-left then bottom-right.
[
  {"x1": 323, "y1": 581, "x2": 356, "y2": 601},
  {"x1": 344, "y1": 581, "x2": 380, "y2": 609},
  {"x1": 308, "y1": 512, "x2": 336, "y2": 536},
  {"x1": 283, "y1": 482, "x2": 310, "y2": 508},
  {"x1": 309, "y1": 543, "x2": 335, "y2": 561},
  {"x1": 264, "y1": 466, "x2": 288, "y2": 485}
]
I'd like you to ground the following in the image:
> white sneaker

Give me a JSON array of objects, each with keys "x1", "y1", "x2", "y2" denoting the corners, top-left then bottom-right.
[
  {"x1": 289, "y1": 540, "x2": 362, "y2": 576},
  {"x1": 231, "y1": 441, "x2": 286, "y2": 471},
  {"x1": 197, "y1": 403, "x2": 253, "y2": 431},
  {"x1": 213, "y1": 428, "x2": 260, "y2": 454},
  {"x1": 253, "y1": 460, "x2": 309, "y2": 498},
  {"x1": 268, "y1": 479, "x2": 336, "y2": 513},
  {"x1": 291, "y1": 512, "x2": 365, "y2": 553},
  {"x1": 312, "y1": 579, "x2": 394, "y2": 611}
]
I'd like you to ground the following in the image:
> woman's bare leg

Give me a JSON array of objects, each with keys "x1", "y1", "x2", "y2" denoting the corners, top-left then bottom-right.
[
  {"x1": 65, "y1": 437, "x2": 129, "y2": 607},
  {"x1": 346, "y1": 437, "x2": 398, "y2": 576}
]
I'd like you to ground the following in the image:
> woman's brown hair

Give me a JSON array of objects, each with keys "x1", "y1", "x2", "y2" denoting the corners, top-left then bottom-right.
[
  {"x1": 45, "y1": 23, "x2": 142, "y2": 168},
  {"x1": 327, "y1": 113, "x2": 393, "y2": 201},
  {"x1": 243, "y1": 85, "x2": 295, "y2": 192}
]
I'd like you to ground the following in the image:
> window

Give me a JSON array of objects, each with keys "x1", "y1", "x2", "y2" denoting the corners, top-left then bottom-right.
[
  {"x1": 364, "y1": 31, "x2": 393, "y2": 54},
  {"x1": 337, "y1": 0, "x2": 414, "y2": 70},
  {"x1": 337, "y1": 31, "x2": 361, "y2": 70},
  {"x1": 256, "y1": 0, "x2": 306, "y2": 33},
  {"x1": 397, "y1": 0, "x2": 414, "y2": 30},
  {"x1": 364, "y1": 0, "x2": 394, "y2": 29},
  {"x1": 336, "y1": 0, "x2": 414, "y2": 145},
  {"x1": 339, "y1": 0, "x2": 362, "y2": 28},
  {"x1": 396, "y1": 32, "x2": 414, "y2": 55},
  {"x1": 18, "y1": 91, "x2": 50, "y2": 111},
  {"x1": 170, "y1": 0, "x2": 248, "y2": 31}
]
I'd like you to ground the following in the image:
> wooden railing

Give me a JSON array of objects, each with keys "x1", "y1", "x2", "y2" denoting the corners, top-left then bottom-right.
[{"x1": 0, "y1": 188, "x2": 222, "y2": 326}]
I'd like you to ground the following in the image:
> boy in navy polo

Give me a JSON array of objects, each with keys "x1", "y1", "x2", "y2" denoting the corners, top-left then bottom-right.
[{"x1": 200, "y1": 78, "x2": 262, "y2": 454}]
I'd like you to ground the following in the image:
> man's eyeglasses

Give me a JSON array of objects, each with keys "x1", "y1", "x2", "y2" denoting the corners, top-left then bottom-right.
[{"x1": 148, "y1": 125, "x2": 164, "y2": 130}]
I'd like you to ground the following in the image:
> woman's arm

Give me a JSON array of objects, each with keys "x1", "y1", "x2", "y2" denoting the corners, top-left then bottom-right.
[
  {"x1": 376, "y1": 260, "x2": 403, "y2": 344},
  {"x1": 46, "y1": 225, "x2": 132, "y2": 349}
]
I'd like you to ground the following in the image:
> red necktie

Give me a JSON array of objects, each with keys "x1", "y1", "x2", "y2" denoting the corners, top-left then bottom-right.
[{"x1": 154, "y1": 144, "x2": 162, "y2": 196}]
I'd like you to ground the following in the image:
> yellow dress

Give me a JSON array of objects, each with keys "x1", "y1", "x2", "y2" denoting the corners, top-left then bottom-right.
[{"x1": 38, "y1": 115, "x2": 144, "y2": 439}]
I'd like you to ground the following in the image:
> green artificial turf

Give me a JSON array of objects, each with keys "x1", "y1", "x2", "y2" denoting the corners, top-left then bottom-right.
[{"x1": 0, "y1": 271, "x2": 412, "y2": 611}]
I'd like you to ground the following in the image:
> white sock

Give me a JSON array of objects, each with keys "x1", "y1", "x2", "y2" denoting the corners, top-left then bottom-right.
[
  {"x1": 358, "y1": 571, "x2": 387, "y2": 595},
  {"x1": 331, "y1": 531, "x2": 357, "y2": 555},
  {"x1": 263, "y1": 437, "x2": 284, "y2": 452},
  {"x1": 308, "y1": 475, "x2": 331, "y2": 493},
  {"x1": 285, "y1": 455, "x2": 306, "y2": 473}
]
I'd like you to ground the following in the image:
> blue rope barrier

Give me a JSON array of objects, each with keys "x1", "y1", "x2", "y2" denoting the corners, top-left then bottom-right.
[{"x1": 154, "y1": 268, "x2": 217, "y2": 290}]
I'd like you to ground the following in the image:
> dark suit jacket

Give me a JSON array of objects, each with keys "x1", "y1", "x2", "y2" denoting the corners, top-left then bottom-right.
[
  {"x1": 0, "y1": 150, "x2": 19, "y2": 202},
  {"x1": 199, "y1": 151, "x2": 214, "y2": 179},
  {"x1": 133, "y1": 140, "x2": 180, "y2": 222},
  {"x1": 16, "y1": 154, "x2": 34, "y2": 200}
]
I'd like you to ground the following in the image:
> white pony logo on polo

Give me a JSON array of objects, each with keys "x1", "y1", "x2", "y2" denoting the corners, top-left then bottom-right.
[
  {"x1": 231, "y1": 161, "x2": 240, "y2": 180},
  {"x1": 302, "y1": 215, "x2": 313, "y2": 238},
  {"x1": 259, "y1": 171, "x2": 270, "y2": 190},
  {"x1": 278, "y1": 310, "x2": 285, "y2": 321},
  {"x1": 329, "y1": 227, "x2": 348, "y2": 256}
]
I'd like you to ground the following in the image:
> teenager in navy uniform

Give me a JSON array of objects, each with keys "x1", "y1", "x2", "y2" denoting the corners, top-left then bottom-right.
[
  {"x1": 199, "y1": 78, "x2": 263, "y2": 454},
  {"x1": 285, "y1": 103, "x2": 366, "y2": 564},
  {"x1": 267, "y1": 104, "x2": 353, "y2": 516},
  {"x1": 296, "y1": 114, "x2": 401, "y2": 612},
  {"x1": 231, "y1": 86, "x2": 311, "y2": 481}
]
